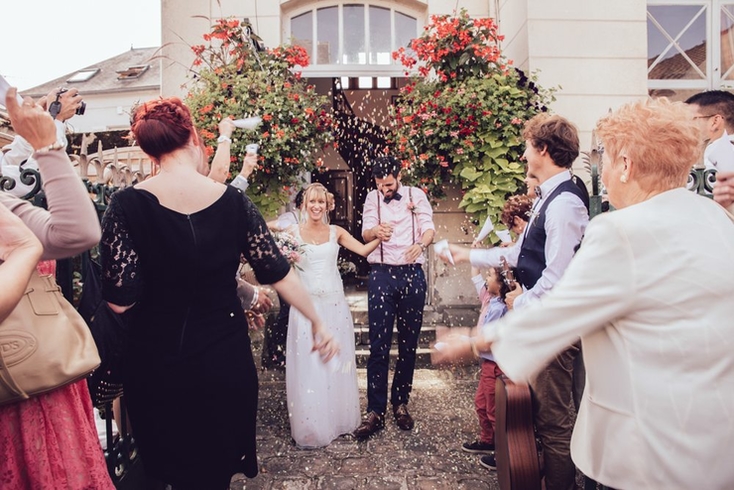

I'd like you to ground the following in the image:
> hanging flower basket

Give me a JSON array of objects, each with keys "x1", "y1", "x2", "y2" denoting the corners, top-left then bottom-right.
[
  {"x1": 390, "y1": 9, "x2": 556, "y2": 240},
  {"x1": 186, "y1": 17, "x2": 333, "y2": 217}
]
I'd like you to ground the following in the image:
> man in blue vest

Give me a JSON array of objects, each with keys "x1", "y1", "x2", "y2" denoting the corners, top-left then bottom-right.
[{"x1": 444, "y1": 114, "x2": 589, "y2": 490}]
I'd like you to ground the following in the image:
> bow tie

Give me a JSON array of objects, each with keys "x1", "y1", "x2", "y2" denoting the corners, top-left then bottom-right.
[{"x1": 384, "y1": 192, "x2": 402, "y2": 203}]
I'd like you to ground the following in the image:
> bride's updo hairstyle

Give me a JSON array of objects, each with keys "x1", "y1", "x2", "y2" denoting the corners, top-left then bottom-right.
[{"x1": 131, "y1": 97, "x2": 195, "y2": 160}]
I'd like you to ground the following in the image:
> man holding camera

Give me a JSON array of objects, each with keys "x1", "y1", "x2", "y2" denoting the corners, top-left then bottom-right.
[{"x1": 1, "y1": 87, "x2": 84, "y2": 197}]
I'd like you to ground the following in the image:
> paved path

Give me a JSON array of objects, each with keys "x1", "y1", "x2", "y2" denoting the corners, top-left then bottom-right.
[{"x1": 230, "y1": 367, "x2": 500, "y2": 489}]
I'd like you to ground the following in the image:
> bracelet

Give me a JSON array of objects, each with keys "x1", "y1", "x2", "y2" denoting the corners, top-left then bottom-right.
[
  {"x1": 469, "y1": 337, "x2": 480, "y2": 358},
  {"x1": 34, "y1": 142, "x2": 64, "y2": 154},
  {"x1": 249, "y1": 287, "x2": 259, "y2": 310}
]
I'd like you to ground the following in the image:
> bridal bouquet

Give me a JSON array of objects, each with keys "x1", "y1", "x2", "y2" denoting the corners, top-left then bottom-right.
[{"x1": 273, "y1": 232, "x2": 304, "y2": 269}]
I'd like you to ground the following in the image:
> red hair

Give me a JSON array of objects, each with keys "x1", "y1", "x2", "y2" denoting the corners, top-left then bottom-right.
[{"x1": 131, "y1": 97, "x2": 195, "y2": 160}]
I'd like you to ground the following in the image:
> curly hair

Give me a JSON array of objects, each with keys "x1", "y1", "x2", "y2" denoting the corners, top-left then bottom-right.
[
  {"x1": 500, "y1": 194, "x2": 534, "y2": 229},
  {"x1": 522, "y1": 113, "x2": 580, "y2": 168},
  {"x1": 595, "y1": 98, "x2": 702, "y2": 191},
  {"x1": 131, "y1": 97, "x2": 195, "y2": 160}
]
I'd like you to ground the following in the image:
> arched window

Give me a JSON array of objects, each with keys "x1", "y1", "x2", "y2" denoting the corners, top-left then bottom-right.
[
  {"x1": 288, "y1": 3, "x2": 419, "y2": 71},
  {"x1": 648, "y1": 0, "x2": 734, "y2": 99}
]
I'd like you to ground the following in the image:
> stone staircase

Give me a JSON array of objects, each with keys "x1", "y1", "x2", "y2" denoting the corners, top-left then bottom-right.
[
  {"x1": 253, "y1": 284, "x2": 481, "y2": 369},
  {"x1": 345, "y1": 285, "x2": 479, "y2": 368}
]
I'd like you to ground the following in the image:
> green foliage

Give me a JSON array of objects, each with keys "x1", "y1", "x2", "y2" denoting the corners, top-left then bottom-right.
[
  {"x1": 390, "y1": 10, "x2": 555, "y2": 236},
  {"x1": 185, "y1": 17, "x2": 332, "y2": 218}
]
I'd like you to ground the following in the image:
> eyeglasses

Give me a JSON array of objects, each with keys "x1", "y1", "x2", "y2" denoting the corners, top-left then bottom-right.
[{"x1": 693, "y1": 114, "x2": 719, "y2": 120}]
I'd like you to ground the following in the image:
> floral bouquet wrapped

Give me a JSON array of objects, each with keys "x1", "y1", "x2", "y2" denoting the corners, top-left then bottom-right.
[{"x1": 273, "y1": 232, "x2": 304, "y2": 269}]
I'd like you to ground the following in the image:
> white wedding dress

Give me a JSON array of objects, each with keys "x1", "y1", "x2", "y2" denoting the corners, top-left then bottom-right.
[{"x1": 286, "y1": 225, "x2": 360, "y2": 448}]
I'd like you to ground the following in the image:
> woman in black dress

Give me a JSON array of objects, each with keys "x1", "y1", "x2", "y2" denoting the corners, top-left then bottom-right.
[{"x1": 100, "y1": 97, "x2": 338, "y2": 489}]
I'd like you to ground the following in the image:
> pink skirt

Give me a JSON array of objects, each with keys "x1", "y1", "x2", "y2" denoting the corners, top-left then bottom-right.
[{"x1": 0, "y1": 380, "x2": 115, "y2": 490}]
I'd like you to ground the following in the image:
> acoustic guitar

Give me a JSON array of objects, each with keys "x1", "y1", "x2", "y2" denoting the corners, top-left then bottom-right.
[
  {"x1": 495, "y1": 257, "x2": 541, "y2": 490},
  {"x1": 495, "y1": 376, "x2": 541, "y2": 490}
]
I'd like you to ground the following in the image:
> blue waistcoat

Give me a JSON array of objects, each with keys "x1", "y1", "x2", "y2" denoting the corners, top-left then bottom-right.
[{"x1": 515, "y1": 179, "x2": 588, "y2": 290}]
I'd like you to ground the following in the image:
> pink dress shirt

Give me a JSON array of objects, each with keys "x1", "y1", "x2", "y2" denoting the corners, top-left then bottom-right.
[{"x1": 362, "y1": 185, "x2": 435, "y2": 265}]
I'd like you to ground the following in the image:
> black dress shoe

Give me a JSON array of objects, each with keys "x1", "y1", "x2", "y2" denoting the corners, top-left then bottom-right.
[
  {"x1": 393, "y1": 403, "x2": 414, "y2": 430},
  {"x1": 354, "y1": 411, "x2": 384, "y2": 439}
]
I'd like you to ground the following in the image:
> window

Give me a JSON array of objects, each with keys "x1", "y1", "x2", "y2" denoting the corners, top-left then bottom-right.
[
  {"x1": 339, "y1": 76, "x2": 397, "y2": 89},
  {"x1": 648, "y1": 1, "x2": 734, "y2": 99},
  {"x1": 289, "y1": 3, "x2": 418, "y2": 67},
  {"x1": 116, "y1": 65, "x2": 150, "y2": 80},
  {"x1": 67, "y1": 69, "x2": 100, "y2": 83}
]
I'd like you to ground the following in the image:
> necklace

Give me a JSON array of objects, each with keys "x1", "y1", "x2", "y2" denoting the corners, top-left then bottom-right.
[{"x1": 301, "y1": 224, "x2": 328, "y2": 245}]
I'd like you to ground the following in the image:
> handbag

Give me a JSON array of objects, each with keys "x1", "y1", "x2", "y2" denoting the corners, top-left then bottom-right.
[
  {"x1": 78, "y1": 251, "x2": 127, "y2": 406},
  {"x1": 0, "y1": 270, "x2": 101, "y2": 406}
]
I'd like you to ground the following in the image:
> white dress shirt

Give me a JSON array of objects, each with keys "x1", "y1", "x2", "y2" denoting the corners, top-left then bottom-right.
[{"x1": 470, "y1": 171, "x2": 588, "y2": 309}]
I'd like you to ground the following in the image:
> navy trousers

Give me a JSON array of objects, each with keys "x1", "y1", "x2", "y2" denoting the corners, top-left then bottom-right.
[{"x1": 366, "y1": 264, "x2": 426, "y2": 415}]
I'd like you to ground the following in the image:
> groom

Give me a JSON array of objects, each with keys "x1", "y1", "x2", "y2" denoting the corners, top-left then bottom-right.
[{"x1": 355, "y1": 156, "x2": 435, "y2": 439}]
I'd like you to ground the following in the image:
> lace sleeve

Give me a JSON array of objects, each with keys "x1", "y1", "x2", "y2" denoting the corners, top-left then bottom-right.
[
  {"x1": 100, "y1": 191, "x2": 141, "y2": 306},
  {"x1": 237, "y1": 191, "x2": 291, "y2": 285}
]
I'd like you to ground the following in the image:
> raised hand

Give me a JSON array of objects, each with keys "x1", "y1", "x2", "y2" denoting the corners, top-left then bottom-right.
[{"x1": 5, "y1": 87, "x2": 56, "y2": 150}]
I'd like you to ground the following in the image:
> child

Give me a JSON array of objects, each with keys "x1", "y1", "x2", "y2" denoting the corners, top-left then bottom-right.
[{"x1": 461, "y1": 265, "x2": 511, "y2": 471}]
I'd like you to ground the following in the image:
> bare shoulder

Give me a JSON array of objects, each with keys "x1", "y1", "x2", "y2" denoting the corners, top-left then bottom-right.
[{"x1": 335, "y1": 224, "x2": 354, "y2": 236}]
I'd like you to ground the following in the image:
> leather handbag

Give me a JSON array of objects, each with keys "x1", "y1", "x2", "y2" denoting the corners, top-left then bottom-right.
[{"x1": 0, "y1": 270, "x2": 101, "y2": 406}]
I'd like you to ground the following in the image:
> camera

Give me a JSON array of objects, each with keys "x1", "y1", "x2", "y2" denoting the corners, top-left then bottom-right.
[{"x1": 48, "y1": 88, "x2": 86, "y2": 119}]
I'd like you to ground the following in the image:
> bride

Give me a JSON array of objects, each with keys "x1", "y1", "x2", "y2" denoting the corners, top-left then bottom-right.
[{"x1": 286, "y1": 183, "x2": 380, "y2": 448}]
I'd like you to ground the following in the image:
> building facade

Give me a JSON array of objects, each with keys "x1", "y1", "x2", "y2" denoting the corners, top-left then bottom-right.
[{"x1": 153, "y1": 0, "x2": 731, "y2": 312}]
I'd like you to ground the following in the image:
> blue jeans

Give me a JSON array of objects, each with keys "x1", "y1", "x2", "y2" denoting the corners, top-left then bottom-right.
[{"x1": 366, "y1": 264, "x2": 426, "y2": 415}]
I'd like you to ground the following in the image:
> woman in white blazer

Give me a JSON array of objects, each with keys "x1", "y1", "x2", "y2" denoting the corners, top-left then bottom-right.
[{"x1": 434, "y1": 98, "x2": 734, "y2": 489}]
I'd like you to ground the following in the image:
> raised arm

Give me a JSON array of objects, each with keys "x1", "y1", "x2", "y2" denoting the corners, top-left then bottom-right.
[
  {"x1": 2, "y1": 87, "x2": 100, "y2": 258},
  {"x1": 208, "y1": 118, "x2": 235, "y2": 183}
]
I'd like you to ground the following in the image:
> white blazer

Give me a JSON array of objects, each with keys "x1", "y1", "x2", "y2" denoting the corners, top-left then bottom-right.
[{"x1": 488, "y1": 188, "x2": 734, "y2": 489}]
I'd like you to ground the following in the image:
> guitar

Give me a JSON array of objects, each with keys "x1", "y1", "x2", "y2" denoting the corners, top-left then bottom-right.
[
  {"x1": 495, "y1": 256, "x2": 541, "y2": 490},
  {"x1": 495, "y1": 376, "x2": 541, "y2": 490}
]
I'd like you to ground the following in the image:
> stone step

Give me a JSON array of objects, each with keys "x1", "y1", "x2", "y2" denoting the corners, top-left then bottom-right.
[
  {"x1": 352, "y1": 323, "x2": 437, "y2": 347},
  {"x1": 354, "y1": 347, "x2": 434, "y2": 368}
]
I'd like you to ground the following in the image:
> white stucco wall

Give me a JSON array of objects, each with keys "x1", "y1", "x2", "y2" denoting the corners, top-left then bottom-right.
[
  {"x1": 500, "y1": 0, "x2": 648, "y2": 170},
  {"x1": 163, "y1": 0, "x2": 649, "y2": 152}
]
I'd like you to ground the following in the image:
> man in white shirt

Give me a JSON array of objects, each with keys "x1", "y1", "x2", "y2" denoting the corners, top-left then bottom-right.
[
  {"x1": 445, "y1": 114, "x2": 588, "y2": 490},
  {"x1": 685, "y1": 90, "x2": 734, "y2": 170},
  {"x1": 686, "y1": 91, "x2": 734, "y2": 212}
]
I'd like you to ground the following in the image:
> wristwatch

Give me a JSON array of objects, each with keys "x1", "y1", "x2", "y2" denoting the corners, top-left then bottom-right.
[{"x1": 217, "y1": 135, "x2": 232, "y2": 144}]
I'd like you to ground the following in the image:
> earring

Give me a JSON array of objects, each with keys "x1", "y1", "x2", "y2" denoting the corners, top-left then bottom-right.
[{"x1": 620, "y1": 174, "x2": 628, "y2": 184}]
